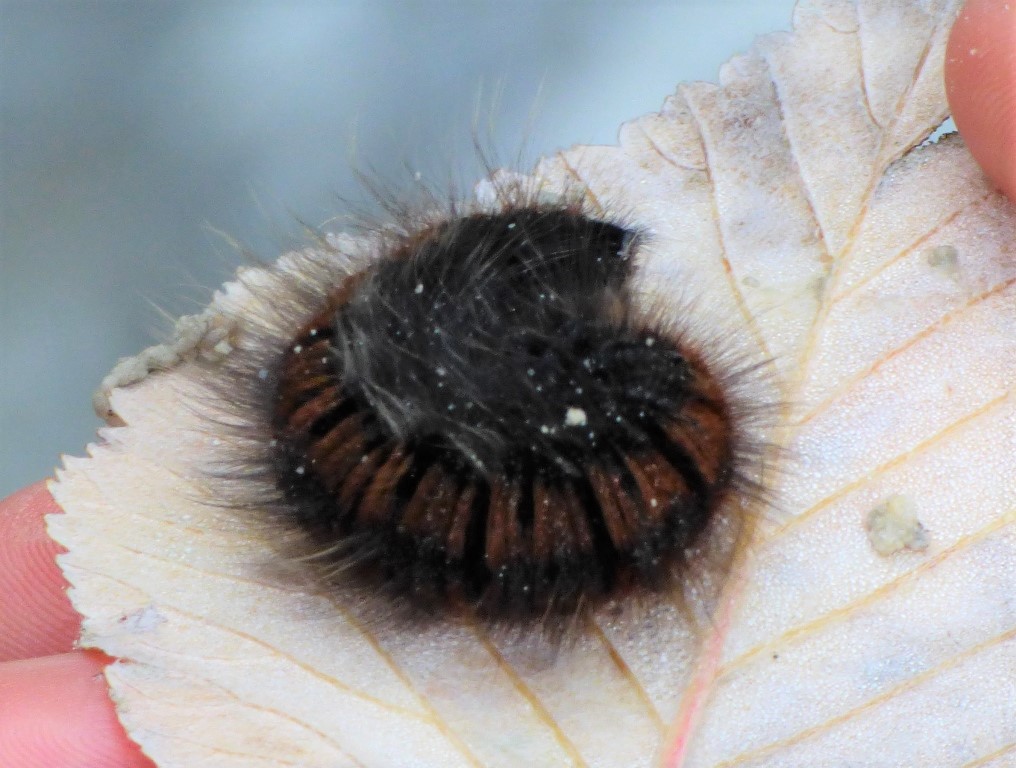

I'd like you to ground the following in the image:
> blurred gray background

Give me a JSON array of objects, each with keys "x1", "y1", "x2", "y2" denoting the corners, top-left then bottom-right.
[{"x1": 0, "y1": 1, "x2": 795, "y2": 497}]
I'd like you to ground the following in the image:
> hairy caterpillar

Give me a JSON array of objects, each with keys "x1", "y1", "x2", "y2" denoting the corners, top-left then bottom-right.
[{"x1": 93, "y1": 173, "x2": 777, "y2": 634}]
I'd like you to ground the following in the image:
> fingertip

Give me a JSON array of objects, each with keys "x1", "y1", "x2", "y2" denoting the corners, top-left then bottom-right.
[
  {"x1": 0, "y1": 482, "x2": 81, "y2": 661},
  {"x1": 946, "y1": 0, "x2": 1016, "y2": 201},
  {"x1": 0, "y1": 650, "x2": 156, "y2": 768}
]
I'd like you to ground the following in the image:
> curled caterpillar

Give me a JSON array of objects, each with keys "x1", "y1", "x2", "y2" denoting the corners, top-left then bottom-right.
[{"x1": 156, "y1": 180, "x2": 773, "y2": 631}]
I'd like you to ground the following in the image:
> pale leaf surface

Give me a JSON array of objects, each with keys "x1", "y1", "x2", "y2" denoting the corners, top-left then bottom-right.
[{"x1": 48, "y1": 1, "x2": 1015, "y2": 766}]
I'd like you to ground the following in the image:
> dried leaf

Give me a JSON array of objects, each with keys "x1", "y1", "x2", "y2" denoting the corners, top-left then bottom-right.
[{"x1": 48, "y1": 1, "x2": 1016, "y2": 766}]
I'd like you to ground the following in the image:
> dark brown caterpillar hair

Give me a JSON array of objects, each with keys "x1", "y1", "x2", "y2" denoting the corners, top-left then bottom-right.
[{"x1": 201, "y1": 186, "x2": 769, "y2": 630}]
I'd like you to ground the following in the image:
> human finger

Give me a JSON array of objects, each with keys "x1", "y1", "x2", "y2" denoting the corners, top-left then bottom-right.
[
  {"x1": 0, "y1": 650, "x2": 156, "y2": 768},
  {"x1": 945, "y1": 0, "x2": 1016, "y2": 200},
  {"x1": 0, "y1": 482, "x2": 80, "y2": 662}
]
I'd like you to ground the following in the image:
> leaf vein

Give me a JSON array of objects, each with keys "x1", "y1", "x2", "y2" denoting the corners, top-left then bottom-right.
[
  {"x1": 721, "y1": 512, "x2": 1015, "y2": 676},
  {"x1": 716, "y1": 626, "x2": 1016, "y2": 768},
  {"x1": 798, "y1": 276, "x2": 1016, "y2": 427}
]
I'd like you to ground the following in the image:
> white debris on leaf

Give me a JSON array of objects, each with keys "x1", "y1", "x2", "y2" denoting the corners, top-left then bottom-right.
[
  {"x1": 926, "y1": 243, "x2": 961, "y2": 279},
  {"x1": 91, "y1": 309, "x2": 238, "y2": 422},
  {"x1": 49, "y1": 2, "x2": 1016, "y2": 768},
  {"x1": 865, "y1": 494, "x2": 931, "y2": 555},
  {"x1": 116, "y1": 604, "x2": 167, "y2": 634}
]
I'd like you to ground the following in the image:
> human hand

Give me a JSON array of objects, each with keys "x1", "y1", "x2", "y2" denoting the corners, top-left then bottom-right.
[{"x1": 0, "y1": 482, "x2": 155, "y2": 768}]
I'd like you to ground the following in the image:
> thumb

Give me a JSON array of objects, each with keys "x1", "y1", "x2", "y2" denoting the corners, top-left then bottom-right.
[{"x1": 945, "y1": 0, "x2": 1016, "y2": 202}]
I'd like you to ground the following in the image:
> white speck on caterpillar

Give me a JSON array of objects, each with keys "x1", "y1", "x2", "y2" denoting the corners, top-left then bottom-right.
[{"x1": 564, "y1": 407, "x2": 588, "y2": 427}]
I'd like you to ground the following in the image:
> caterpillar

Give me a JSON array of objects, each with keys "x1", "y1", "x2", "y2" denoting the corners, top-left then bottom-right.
[{"x1": 98, "y1": 174, "x2": 775, "y2": 634}]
